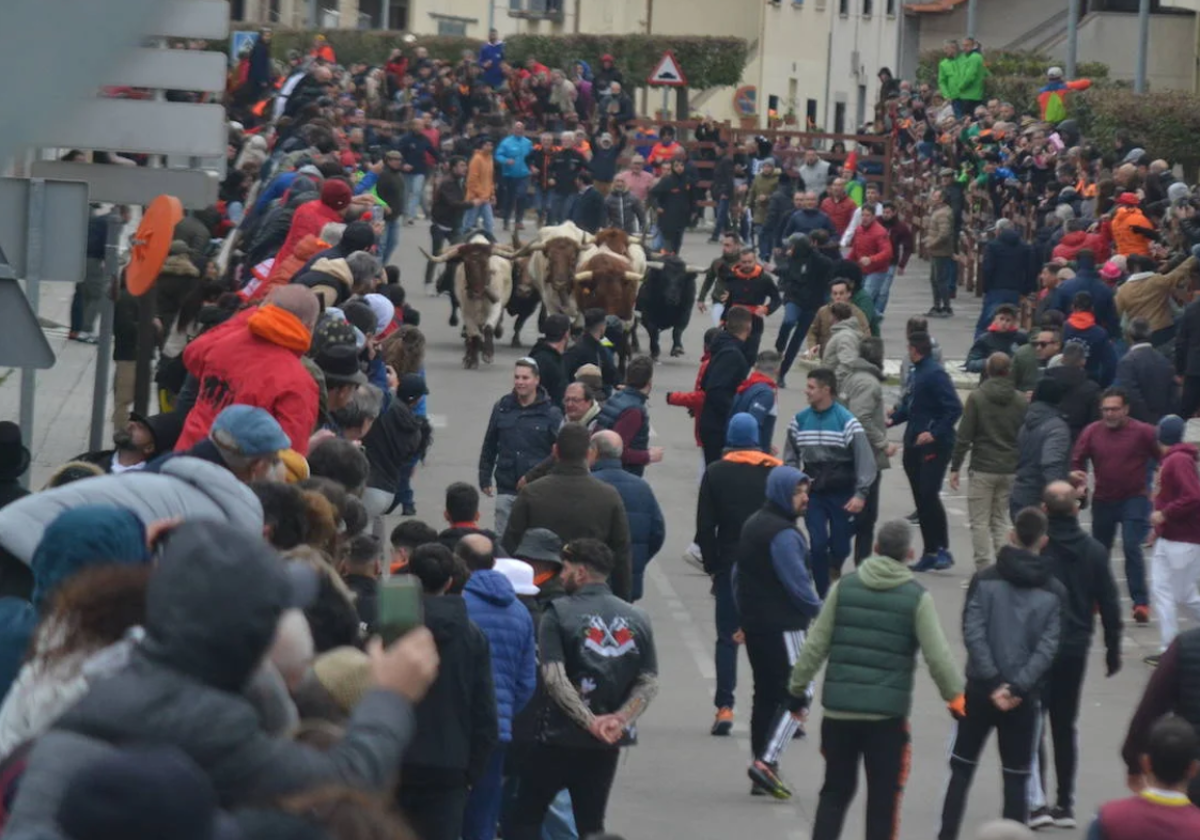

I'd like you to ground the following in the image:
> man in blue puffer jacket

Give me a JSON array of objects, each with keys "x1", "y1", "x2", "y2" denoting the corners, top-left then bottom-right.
[
  {"x1": 590, "y1": 431, "x2": 666, "y2": 602},
  {"x1": 461, "y1": 533, "x2": 536, "y2": 840}
]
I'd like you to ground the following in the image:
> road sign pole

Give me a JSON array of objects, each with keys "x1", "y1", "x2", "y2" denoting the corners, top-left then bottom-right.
[
  {"x1": 17, "y1": 179, "x2": 44, "y2": 488},
  {"x1": 133, "y1": 286, "x2": 157, "y2": 417},
  {"x1": 89, "y1": 212, "x2": 122, "y2": 452}
]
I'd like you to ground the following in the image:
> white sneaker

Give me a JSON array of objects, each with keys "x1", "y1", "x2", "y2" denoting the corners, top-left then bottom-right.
[{"x1": 682, "y1": 543, "x2": 704, "y2": 572}]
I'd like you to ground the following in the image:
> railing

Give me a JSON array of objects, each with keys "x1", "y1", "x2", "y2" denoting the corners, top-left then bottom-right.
[{"x1": 727, "y1": 127, "x2": 897, "y2": 198}]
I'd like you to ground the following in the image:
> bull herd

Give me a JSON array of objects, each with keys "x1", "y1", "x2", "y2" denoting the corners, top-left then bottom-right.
[{"x1": 422, "y1": 222, "x2": 705, "y2": 370}]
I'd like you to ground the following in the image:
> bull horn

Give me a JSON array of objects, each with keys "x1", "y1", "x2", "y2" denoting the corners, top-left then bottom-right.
[
  {"x1": 574, "y1": 270, "x2": 594, "y2": 282},
  {"x1": 492, "y1": 244, "x2": 516, "y2": 256},
  {"x1": 420, "y1": 243, "x2": 462, "y2": 263},
  {"x1": 644, "y1": 261, "x2": 665, "y2": 271},
  {"x1": 581, "y1": 232, "x2": 594, "y2": 244},
  {"x1": 685, "y1": 264, "x2": 707, "y2": 274},
  {"x1": 624, "y1": 271, "x2": 643, "y2": 282},
  {"x1": 511, "y1": 241, "x2": 543, "y2": 259}
]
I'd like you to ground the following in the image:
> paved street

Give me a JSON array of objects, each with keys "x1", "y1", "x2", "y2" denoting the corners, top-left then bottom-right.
[{"x1": 1, "y1": 227, "x2": 1168, "y2": 839}]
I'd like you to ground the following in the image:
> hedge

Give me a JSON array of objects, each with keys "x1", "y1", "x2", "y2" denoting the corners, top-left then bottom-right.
[
  {"x1": 1077, "y1": 88, "x2": 1200, "y2": 176},
  {"x1": 915, "y1": 49, "x2": 1109, "y2": 91},
  {"x1": 260, "y1": 30, "x2": 749, "y2": 90}
]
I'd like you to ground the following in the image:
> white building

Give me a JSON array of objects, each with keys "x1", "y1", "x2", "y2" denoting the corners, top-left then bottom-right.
[{"x1": 826, "y1": 0, "x2": 903, "y2": 132}]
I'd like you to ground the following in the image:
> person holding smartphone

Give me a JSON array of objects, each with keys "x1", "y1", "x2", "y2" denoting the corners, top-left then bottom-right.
[{"x1": 506, "y1": 538, "x2": 658, "y2": 840}]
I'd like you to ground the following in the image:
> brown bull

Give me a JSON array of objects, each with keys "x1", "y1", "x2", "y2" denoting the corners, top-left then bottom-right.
[
  {"x1": 574, "y1": 252, "x2": 642, "y2": 376},
  {"x1": 592, "y1": 227, "x2": 631, "y2": 256}
]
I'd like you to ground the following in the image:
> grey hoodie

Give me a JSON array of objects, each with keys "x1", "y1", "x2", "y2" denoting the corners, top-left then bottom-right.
[{"x1": 839, "y1": 357, "x2": 890, "y2": 470}]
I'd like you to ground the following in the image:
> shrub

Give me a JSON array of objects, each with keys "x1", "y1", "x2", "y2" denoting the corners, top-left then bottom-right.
[
  {"x1": 915, "y1": 48, "x2": 1108, "y2": 90},
  {"x1": 259, "y1": 30, "x2": 749, "y2": 90},
  {"x1": 1078, "y1": 87, "x2": 1200, "y2": 176}
]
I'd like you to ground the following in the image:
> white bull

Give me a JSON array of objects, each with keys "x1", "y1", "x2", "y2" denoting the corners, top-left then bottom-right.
[{"x1": 422, "y1": 235, "x2": 514, "y2": 368}]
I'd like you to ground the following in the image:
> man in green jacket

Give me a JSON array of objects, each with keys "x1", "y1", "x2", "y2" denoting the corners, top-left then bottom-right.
[
  {"x1": 938, "y1": 40, "x2": 960, "y2": 102},
  {"x1": 954, "y1": 37, "x2": 986, "y2": 117},
  {"x1": 788, "y1": 519, "x2": 964, "y2": 840},
  {"x1": 949, "y1": 353, "x2": 1029, "y2": 570}
]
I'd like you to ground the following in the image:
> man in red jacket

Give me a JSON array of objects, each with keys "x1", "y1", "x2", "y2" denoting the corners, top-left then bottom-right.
[
  {"x1": 1147, "y1": 414, "x2": 1200, "y2": 664},
  {"x1": 176, "y1": 286, "x2": 321, "y2": 455},
  {"x1": 272, "y1": 179, "x2": 353, "y2": 274},
  {"x1": 819, "y1": 178, "x2": 857, "y2": 238},
  {"x1": 848, "y1": 205, "x2": 894, "y2": 321}
]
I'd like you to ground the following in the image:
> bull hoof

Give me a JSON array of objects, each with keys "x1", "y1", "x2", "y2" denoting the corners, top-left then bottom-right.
[
  {"x1": 650, "y1": 348, "x2": 661, "y2": 361},
  {"x1": 449, "y1": 312, "x2": 459, "y2": 327},
  {"x1": 494, "y1": 323, "x2": 504, "y2": 340},
  {"x1": 482, "y1": 326, "x2": 495, "y2": 364},
  {"x1": 511, "y1": 334, "x2": 523, "y2": 348},
  {"x1": 671, "y1": 345, "x2": 685, "y2": 357}
]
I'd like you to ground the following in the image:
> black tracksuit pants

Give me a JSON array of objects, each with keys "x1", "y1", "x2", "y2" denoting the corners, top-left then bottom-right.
[
  {"x1": 506, "y1": 743, "x2": 620, "y2": 840},
  {"x1": 397, "y1": 781, "x2": 468, "y2": 840},
  {"x1": 1034, "y1": 653, "x2": 1087, "y2": 810},
  {"x1": 938, "y1": 684, "x2": 1038, "y2": 840},
  {"x1": 744, "y1": 627, "x2": 808, "y2": 763},
  {"x1": 903, "y1": 437, "x2": 952, "y2": 555},
  {"x1": 854, "y1": 472, "x2": 882, "y2": 565},
  {"x1": 811, "y1": 717, "x2": 912, "y2": 840}
]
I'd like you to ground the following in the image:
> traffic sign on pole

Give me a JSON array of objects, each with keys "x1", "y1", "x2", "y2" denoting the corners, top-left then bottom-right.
[
  {"x1": 0, "y1": 177, "x2": 89, "y2": 283},
  {"x1": 647, "y1": 51, "x2": 687, "y2": 87}
]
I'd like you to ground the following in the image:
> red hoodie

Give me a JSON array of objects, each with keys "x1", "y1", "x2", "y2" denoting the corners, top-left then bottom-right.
[
  {"x1": 1052, "y1": 230, "x2": 1110, "y2": 263},
  {"x1": 1156, "y1": 442, "x2": 1200, "y2": 544},
  {"x1": 667, "y1": 350, "x2": 711, "y2": 446},
  {"x1": 848, "y1": 220, "x2": 894, "y2": 275}
]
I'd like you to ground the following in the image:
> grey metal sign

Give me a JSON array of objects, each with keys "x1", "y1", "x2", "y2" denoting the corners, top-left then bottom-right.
[
  {"x1": 107, "y1": 48, "x2": 228, "y2": 92},
  {"x1": 31, "y1": 161, "x2": 220, "y2": 210},
  {"x1": 31, "y1": 100, "x2": 226, "y2": 158},
  {"x1": 0, "y1": 177, "x2": 89, "y2": 282},
  {"x1": 147, "y1": 0, "x2": 231, "y2": 39}
]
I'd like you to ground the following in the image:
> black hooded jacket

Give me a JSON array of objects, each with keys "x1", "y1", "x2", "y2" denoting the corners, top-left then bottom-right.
[
  {"x1": 778, "y1": 242, "x2": 833, "y2": 310},
  {"x1": 401, "y1": 595, "x2": 497, "y2": 785},
  {"x1": 698, "y1": 331, "x2": 751, "y2": 446},
  {"x1": 1043, "y1": 514, "x2": 1122, "y2": 659},
  {"x1": 4, "y1": 521, "x2": 417, "y2": 834},
  {"x1": 363, "y1": 399, "x2": 432, "y2": 495}
]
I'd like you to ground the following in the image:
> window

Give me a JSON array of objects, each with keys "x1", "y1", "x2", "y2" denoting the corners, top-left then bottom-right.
[
  {"x1": 387, "y1": 0, "x2": 409, "y2": 29},
  {"x1": 886, "y1": 0, "x2": 895, "y2": 13},
  {"x1": 838, "y1": 0, "x2": 848, "y2": 14},
  {"x1": 863, "y1": 0, "x2": 872, "y2": 14},
  {"x1": 806, "y1": 98, "x2": 818, "y2": 130},
  {"x1": 437, "y1": 18, "x2": 467, "y2": 34},
  {"x1": 834, "y1": 102, "x2": 846, "y2": 133}
]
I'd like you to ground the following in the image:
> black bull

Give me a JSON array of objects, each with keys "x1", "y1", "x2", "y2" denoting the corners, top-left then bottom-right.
[{"x1": 635, "y1": 257, "x2": 702, "y2": 359}]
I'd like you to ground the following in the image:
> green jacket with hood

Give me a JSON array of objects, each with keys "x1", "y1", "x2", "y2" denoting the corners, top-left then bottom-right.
[
  {"x1": 955, "y1": 50, "x2": 986, "y2": 102},
  {"x1": 748, "y1": 170, "x2": 781, "y2": 225},
  {"x1": 788, "y1": 555, "x2": 962, "y2": 719},
  {"x1": 950, "y1": 375, "x2": 1028, "y2": 475}
]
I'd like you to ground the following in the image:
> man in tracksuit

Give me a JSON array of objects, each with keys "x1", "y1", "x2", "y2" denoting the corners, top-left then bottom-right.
[
  {"x1": 938, "y1": 507, "x2": 1065, "y2": 840},
  {"x1": 695, "y1": 413, "x2": 782, "y2": 737},
  {"x1": 788, "y1": 518, "x2": 965, "y2": 840},
  {"x1": 736, "y1": 465, "x2": 823, "y2": 800},
  {"x1": 889, "y1": 331, "x2": 963, "y2": 570},
  {"x1": 784, "y1": 367, "x2": 877, "y2": 597},
  {"x1": 1027, "y1": 480, "x2": 1123, "y2": 830}
]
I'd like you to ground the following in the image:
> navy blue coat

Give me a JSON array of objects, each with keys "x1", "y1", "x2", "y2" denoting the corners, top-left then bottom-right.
[
  {"x1": 591, "y1": 458, "x2": 665, "y2": 601},
  {"x1": 462, "y1": 570, "x2": 537, "y2": 743},
  {"x1": 890, "y1": 355, "x2": 962, "y2": 446},
  {"x1": 478, "y1": 389, "x2": 563, "y2": 496},
  {"x1": 1063, "y1": 318, "x2": 1118, "y2": 387},
  {"x1": 1115, "y1": 344, "x2": 1176, "y2": 424},
  {"x1": 1053, "y1": 268, "x2": 1120, "y2": 337}
]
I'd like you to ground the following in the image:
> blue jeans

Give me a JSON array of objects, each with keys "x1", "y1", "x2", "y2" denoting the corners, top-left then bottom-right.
[
  {"x1": 402, "y1": 173, "x2": 426, "y2": 220},
  {"x1": 391, "y1": 458, "x2": 416, "y2": 511},
  {"x1": 546, "y1": 192, "x2": 568, "y2": 225},
  {"x1": 805, "y1": 490, "x2": 854, "y2": 598},
  {"x1": 711, "y1": 196, "x2": 730, "y2": 239},
  {"x1": 463, "y1": 203, "x2": 495, "y2": 236},
  {"x1": 531, "y1": 185, "x2": 551, "y2": 222},
  {"x1": 463, "y1": 745, "x2": 506, "y2": 840},
  {"x1": 502, "y1": 175, "x2": 530, "y2": 225},
  {"x1": 975, "y1": 289, "x2": 1021, "y2": 338},
  {"x1": 1091, "y1": 495, "x2": 1151, "y2": 607},
  {"x1": 776, "y1": 302, "x2": 818, "y2": 377},
  {"x1": 381, "y1": 218, "x2": 401, "y2": 264},
  {"x1": 863, "y1": 270, "x2": 892, "y2": 319},
  {"x1": 757, "y1": 224, "x2": 777, "y2": 262},
  {"x1": 713, "y1": 567, "x2": 740, "y2": 710}
]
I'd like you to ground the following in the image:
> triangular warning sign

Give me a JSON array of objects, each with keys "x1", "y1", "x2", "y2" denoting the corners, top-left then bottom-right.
[{"x1": 647, "y1": 51, "x2": 687, "y2": 87}]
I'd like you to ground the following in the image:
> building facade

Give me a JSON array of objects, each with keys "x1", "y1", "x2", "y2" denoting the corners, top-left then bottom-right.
[{"x1": 826, "y1": 0, "x2": 903, "y2": 132}]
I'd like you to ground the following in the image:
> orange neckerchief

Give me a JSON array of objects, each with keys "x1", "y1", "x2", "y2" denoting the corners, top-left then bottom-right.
[
  {"x1": 1066, "y1": 311, "x2": 1096, "y2": 331},
  {"x1": 534, "y1": 570, "x2": 557, "y2": 586},
  {"x1": 731, "y1": 263, "x2": 763, "y2": 281},
  {"x1": 723, "y1": 450, "x2": 782, "y2": 467},
  {"x1": 248, "y1": 304, "x2": 312, "y2": 353}
]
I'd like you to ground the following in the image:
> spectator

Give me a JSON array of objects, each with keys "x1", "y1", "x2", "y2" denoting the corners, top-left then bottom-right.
[
  {"x1": 699, "y1": 307, "x2": 754, "y2": 465},
  {"x1": 592, "y1": 356, "x2": 662, "y2": 476},
  {"x1": 589, "y1": 431, "x2": 665, "y2": 602},
  {"x1": 1147, "y1": 415, "x2": 1200, "y2": 663},
  {"x1": 1116, "y1": 317, "x2": 1177, "y2": 423}
]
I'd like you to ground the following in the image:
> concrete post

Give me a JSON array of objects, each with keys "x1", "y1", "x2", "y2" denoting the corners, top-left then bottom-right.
[
  {"x1": 966, "y1": 0, "x2": 977, "y2": 39},
  {"x1": 1065, "y1": 0, "x2": 1079, "y2": 79},
  {"x1": 1135, "y1": 0, "x2": 1150, "y2": 93},
  {"x1": 337, "y1": 0, "x2": 359, "y2": 28}
]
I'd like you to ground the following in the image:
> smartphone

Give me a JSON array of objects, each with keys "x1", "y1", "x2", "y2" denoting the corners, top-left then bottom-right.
[{"x1": 378, "y1": 575, "x2": 424, "y2": 645}]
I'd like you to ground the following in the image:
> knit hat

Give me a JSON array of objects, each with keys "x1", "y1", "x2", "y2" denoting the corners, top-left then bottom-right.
[
  {"x1": 169, "y1": 239, "x2": 190, "y2": 256},
  {"x1": 1046, "y1": 66, "x2": 1064, "y2": 79},
  {"x1": 363, "y1": 293, "x2": 395, "y2": 336},
  {"x1": 1122, "y1": 147, "x2": 1147, "y2": 165},
  {"x1": 1158, "y1": 414, "x2": 1185, "y2": 447},
  {"x1": 279, "y1": 449, "x2": 310, "y2": 483},
  {"x1": 311, "y1": 313, "x2": 358, "y2": 355},
  {"x1": 725, "y1": 412, "x2": 761, "y2": 449},
  {"x1": 313, "y1": 646, "x2": 372, "y2": 714},
  {"x1": 30, "y1": 506, "x2": 151, "y2": 608},
  {"x1": 320, "y1": 179, "x2": 352, "y2": 211},
  {"x1": 0, "y1": 421, "x2": 30, "y2": 481},
  {"x1": 1099, "y1": 261, "x2": 1122, "y2": 281},
  {"x1": 341, "y1": 299, "x2": 378, "y2": 337},
  {"x1": 1116, "y1": 192, "x2": 1141, "y2": 207},
  {"x1": 1169, "y1": 182, "x2": 1191, "y2": 204}
]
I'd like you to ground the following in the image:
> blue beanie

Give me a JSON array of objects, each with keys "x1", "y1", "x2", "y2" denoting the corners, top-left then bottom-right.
[
  {"x1": 30, "y1": 505, "x2": 151, "y2": 608},
  {"x1": 1158, "y1": 414, "x2": 1186, "y2": 447},
  {"x1": 725, "y1": 413, "x2": 761, "y2": 449}
]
